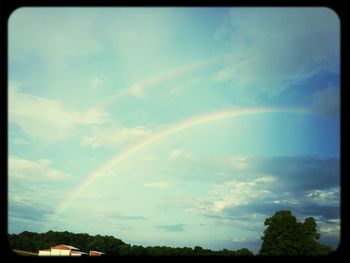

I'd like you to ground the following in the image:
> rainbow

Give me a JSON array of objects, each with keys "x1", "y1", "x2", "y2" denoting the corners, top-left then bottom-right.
[
  {"x1": 97, "y1": 52, "x2": 257, "y2": 109},
  {"x1": 52, "y1": 106, "x2": 309, "y2": 218}
]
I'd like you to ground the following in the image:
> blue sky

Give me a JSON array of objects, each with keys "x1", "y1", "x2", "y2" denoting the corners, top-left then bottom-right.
[{"x1": 8, "y1": 7, "x2": 340, "y2": 253}]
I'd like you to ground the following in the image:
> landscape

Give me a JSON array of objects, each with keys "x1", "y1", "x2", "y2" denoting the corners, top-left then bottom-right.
[
  {"x1": 9, "y1": 210, "x2": 334, "y2": 256},
  {"x1": 8, "y1": 7, "x2": 340, "y2": 256}
]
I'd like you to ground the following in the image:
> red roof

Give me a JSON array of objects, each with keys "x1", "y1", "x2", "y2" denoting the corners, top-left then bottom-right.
[
  {"x1": 89, "y1": 251, "x2": 105, "y2": 256},
  {"x1": 51, "y1": 244, "x2": 79, "y2": 250}
]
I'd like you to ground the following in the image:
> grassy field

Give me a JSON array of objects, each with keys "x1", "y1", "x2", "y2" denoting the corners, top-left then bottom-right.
[{"x1": 13, "y1": 249, "x2": 38, "y2": 256}]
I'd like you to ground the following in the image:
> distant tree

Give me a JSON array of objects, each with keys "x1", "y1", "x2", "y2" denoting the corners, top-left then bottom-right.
[
  {"x1": 180, "y1": 247, "x2": 194, "y2": 256},
  {"x1": 118, "y1": 244, "x2": 131, "y2": 256},
  {"x1": 194, "y1": 246, "x2": 203, "y2": 255},
  {"x1": 259, "y1": 210, "x2": 333, "y2": 256},
  {"x1": 9, "y1": 229, "x2": 257, "y2": 256},
  {"x1": 235, "y1": 248, "x2": 254, "y2": 256},
  {"x1": 9, "y1": 231, "x2": 125, "y2": 255}
]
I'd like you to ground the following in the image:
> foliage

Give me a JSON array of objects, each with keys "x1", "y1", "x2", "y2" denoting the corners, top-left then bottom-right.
[
  {"x1": 8, "y1": 230, "x2": 253, "y2": 256},
  {"x1": 259, "y1": 210, "x2": 334, "y2": 256},
  {"x1": 8, "y1": 230, "x2": 125, "y2": 256}
]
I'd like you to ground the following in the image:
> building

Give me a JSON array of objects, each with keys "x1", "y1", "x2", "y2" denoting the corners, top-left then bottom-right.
[
  {"x1": 38, "y1": 244, "x2": 88, "y2": 256},
  {"x1": 89, "y1": 251, "x2": 105, "y2": 256}
]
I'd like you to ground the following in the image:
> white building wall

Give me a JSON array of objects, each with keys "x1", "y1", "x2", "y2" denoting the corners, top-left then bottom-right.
[
  {"x1": 38, "y1": 250, "x2": 51, "y2": 256},
  {"x1": 39, "y1": 246, "x2": 86, "y2": 256},
  {"x1": 60, "y1": 250, "x2": 71, "y2": 256},
  {"x1": 50, "y1": 249, "x2": 61, "y2": 256}
]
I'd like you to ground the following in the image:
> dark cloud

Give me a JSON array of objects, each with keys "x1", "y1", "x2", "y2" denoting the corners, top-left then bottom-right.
[
  {"x1": 155, "y1": 224, "x2": 186, "y2": 232},
  {"x1": 9, "y1": 202, "x2": 52, "y2": 222},
  {"x1": 222, "y1": 199, "x2": 339, "y2": 220},
  {"x1": 297, "y1": 204, "x2": 340, "y2": 220},
  {"x1": 312, "y1": 86, "x2": 340, "y2": 116},
  {"x1": 195, "y1": 156, "x2": 340, "y2": 242},
  {"x1": 242, "y1": 156, "x2": 340, "y2": 192},
  {"x1": 165, "y1": 155, "x2": 340, "y2": 193}
]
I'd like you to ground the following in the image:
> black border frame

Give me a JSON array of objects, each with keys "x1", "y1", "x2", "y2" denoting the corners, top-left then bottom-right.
[{"x1": 1, "y1": 1, "x2": 348, "y2": 262}]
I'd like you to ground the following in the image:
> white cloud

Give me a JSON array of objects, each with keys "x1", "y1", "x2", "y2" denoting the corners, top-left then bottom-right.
[
  {"x1": 273, "y1": 199, "x2": 299, "y2": 205},
  {"x1": 88, "y1": 75, "x2": 111, "y2": 92},
  {"x1": 188, "y1": 176, "x2": 275, "y2": 214},
  {"x1": 312, "y1": 86, "x2": 340, "y2": 116},
  {"x1": 328, "y1": 218, "x2": 340, "y2": 224},
  {"x1": 320, "y1": 225, "x2": 340, "y2": 234},
  {"x1": 11, "y1": 196, "x2": 33, "y2": 206},
  {"x1": 230, "y1": 155, "x2": 248, "y2": 170},
  {"x1": 81, "y1": 125, "x2": 151, "y2": 149},
  {"x1": 232, "y1": 237, "x2": 247, "y2": 242},
  {"x1": 8, "y1": 155, "x2": 71, "y2": 181},
  {"x1": 318, "y1": 219, "x2": 340, "y2": 237},
  {"x1": 143, "y1": 182, "x2": 170, "y2": 189},
  {"x1": 306, "y1": 188, "x2": 339, "y2": 205},
  {"x1": 8, "y1": 84, "x2": 110, "y2": 142},
  {"x1": 231, "y1": 235, "x2": 261, "y2": 243},
  {"x1": 168, "y1": 148, "x2": 192, "y2": 161}
]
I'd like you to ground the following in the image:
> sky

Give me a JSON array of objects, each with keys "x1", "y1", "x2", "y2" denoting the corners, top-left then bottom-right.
[{"x1": 8, "y1": 7, "x2": 340, "y2": 253}]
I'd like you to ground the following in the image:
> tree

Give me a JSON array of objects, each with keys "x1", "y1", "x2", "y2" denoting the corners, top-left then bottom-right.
[
  {"x1": 259, "y1": 210, "x2": 333, "y2": 256},
  {"x1": 235, "y1": 248, "x2": 254, "y2": 256}
]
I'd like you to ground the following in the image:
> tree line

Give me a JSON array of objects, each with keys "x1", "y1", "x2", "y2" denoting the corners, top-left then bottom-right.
[
  {"x1": 8, "y1": 230, "x2": 253, "y2": 256},
  {"x1": 8, "y1": 210, "x2": 335, "y2": 256}
]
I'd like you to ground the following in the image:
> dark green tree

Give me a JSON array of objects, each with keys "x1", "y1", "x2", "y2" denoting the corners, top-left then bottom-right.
[
  {"x1": 259, "y1": 210, "x2": 333, "y2": 256},
  {"x1": 235, "y1": 248, "x2": 254, "y2": 256}
]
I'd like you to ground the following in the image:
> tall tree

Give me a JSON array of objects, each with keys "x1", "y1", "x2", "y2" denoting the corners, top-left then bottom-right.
[{"x1": 259, "y1": 210, "x2": 333, "y2": 255}]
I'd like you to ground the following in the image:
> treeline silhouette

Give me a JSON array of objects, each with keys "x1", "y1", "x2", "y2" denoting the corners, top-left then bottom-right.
[{"x1": 8, "y1": 230, "x2": 253, "y2": 256}]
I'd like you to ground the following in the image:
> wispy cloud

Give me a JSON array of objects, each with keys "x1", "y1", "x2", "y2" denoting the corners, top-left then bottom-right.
[
  {"x1": 168, "y1": 148, "x2": 192, "y2": 161},
  {"x1": 9, "y1": 84, "x2": 110, "y2": 142},
  {"x1": 187, "y1": 176, "x2": 275, "y2": 214},
  {"x1": 108, "y1": 212, "x2": 147, "y2": 221},
  {"x1": 306, "y1": 188, "x2": 339, "y2": 205},
  {"x1": 88, "y1": 74, "x2": 111, "y2": 93},
  {"x1": 8, "y1": 162, "x2": 75, "y2": 234},
  {"x1": 9, "y1": 155, "x2": 71, "y2": 181},
  {"x1": 126, "y1": 54, "x2": 233, "y2": 99},
  {"x1": 81, "y1": 125, "x2": 152, "y2": 149},
  {"x1": 229, "y1": 155, "x2": 249, "y2": 170},
  {"x1": 155, "y1": 224, "x2": 186, "y2": 232}
]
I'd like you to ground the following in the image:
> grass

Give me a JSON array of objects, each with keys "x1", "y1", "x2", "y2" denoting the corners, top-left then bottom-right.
[{"x1": 13, "y1": 249, "x2": 38, "y2": 256}]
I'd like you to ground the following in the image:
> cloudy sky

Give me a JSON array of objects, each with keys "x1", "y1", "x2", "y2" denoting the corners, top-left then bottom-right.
[{"x1": 8, "y1": 7, "x2": 340, "y2": 253}]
